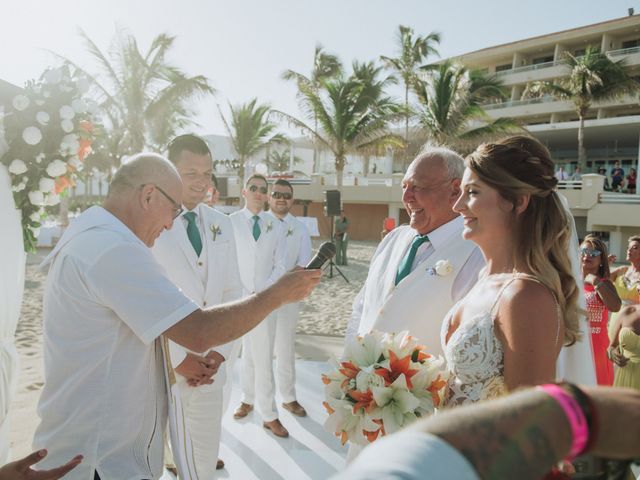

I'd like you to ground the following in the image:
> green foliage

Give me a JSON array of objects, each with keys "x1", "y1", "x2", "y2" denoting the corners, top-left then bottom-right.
[
  {"x1": 218, "y1": 98, "x2": 286, "y2": 181},
  {"x1": 51, "y1": 27, "x2": 214, "y2": 163},
  {"x1": 277, "y1": 60, "x2": 404, "y2": 186},
  {"x1": 413, "y1": 61, "x2": 519, "y2": 150}
]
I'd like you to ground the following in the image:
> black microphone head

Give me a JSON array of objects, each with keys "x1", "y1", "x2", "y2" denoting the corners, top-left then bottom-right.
[{"x1": 318, "y1": 241, "x2": 337, "y2": 259}]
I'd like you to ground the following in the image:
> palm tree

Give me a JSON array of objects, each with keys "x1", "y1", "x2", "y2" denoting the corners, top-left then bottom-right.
[
  {"x1": 266, "y1": 149, "x2": 304, "y2": 174},
  {"x1": 51, "y1": 28, "x2": 214, "y2": 161},
  {"x1": 283, "y1": 45, "x2": 342, "y2": 173},
  {"x1": 276, "y1": 61, "x2": 404, "y2": 187},
  {"x1": 381, "y1": 25, "x2": 441, "y2": 153},
  {"x1": 413, "y1": 60, "x2": 519, "y2": 151},
  {"x1": 218, "y1": 99, "x2": 286, "y2": 183},
  {"x1": 522, "y1": 47, "x2": 638, "y2": 170}
]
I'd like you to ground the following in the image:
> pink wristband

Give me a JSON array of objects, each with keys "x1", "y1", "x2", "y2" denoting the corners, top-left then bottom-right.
[{"x1": 537, "y1": 384, "x2": 589, "y2": 459}]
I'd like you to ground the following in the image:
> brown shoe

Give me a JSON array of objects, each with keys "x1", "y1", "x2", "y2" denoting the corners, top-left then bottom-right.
[
  {"x1": 282, "y1": 400, "x2": 307, "y2": 417},
  {"x1": 233, "y1": 402, "x2": 253, "y2": 419},
  {"x1": 263, "y1": 419, "x2": 289, "y2": 438},
  {"x1": 166, "y1": 465, "x2": 178, "y2": 477},
  {"x1": 216, "y1": 458, "x2": 225, "y2": 470}
]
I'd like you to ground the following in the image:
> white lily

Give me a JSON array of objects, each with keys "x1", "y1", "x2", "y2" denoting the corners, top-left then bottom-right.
[{"x1": 370, "y1": 374, "x2": 420, "y2": 434}]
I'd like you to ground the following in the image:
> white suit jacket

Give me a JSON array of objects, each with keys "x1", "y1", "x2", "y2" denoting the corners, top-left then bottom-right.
[
  {"x1": 267, "y1": 212, "x2": 312, "y2": 269},
  {"x1": 152, "y1": 204, "x2": 242, "y2": 388},
  {"x1": 352, "y1": 220, "x2": 480, "y2": 356},
  {"x1": 230, "y1": 208, "x2": 287, "y2": 295}
]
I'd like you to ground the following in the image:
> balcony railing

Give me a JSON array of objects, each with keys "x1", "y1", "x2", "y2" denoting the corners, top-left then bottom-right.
[
  {"x1": 599, "y1": 192, "x2": 640, "y2": 204},
  {"x1": 482, "y1": 95, "x2": 557, "y2": 110},
  {"x1": 607, "y1": 46, "x2": 640, "y2": 57},
  {"x1": 558, "y1": 180, "x2": 582, "y2": 190},
  {"x1": 494, "y1": 60, "x2": 562, "y2": 77}
]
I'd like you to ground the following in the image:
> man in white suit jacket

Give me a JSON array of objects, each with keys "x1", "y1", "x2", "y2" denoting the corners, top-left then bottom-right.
[
  {"x1": 230, "y1": 174, "x2": 290, "y2": 437},
  {"x1": 267, "y1": 179, "x2": 312, "y2": 417},
  {"x1": 346, "y1": 148, "x2": 484, "y2": 356},
  {"x1": 152, "y1": 135, "x2": 242, "y2": 476}
]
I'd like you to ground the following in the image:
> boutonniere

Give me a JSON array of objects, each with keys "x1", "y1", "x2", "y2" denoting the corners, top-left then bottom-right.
[
  {"x1": 427, "y1": 259, "x2": 453, "y2": 277},
  {"x1": 286, "y1": 226, "x2": 294, "y2": 237},
  {"x1": 210, "y1": 224, "x2": 222, "y2": 241},
  {"x1": 265, "y1": 221, "x2": 273, "y2": 233}
]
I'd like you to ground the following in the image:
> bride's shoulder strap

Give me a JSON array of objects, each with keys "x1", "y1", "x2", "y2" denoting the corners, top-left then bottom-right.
[{"x1": 491, "y1": 273, "x2": 562, "y2": 345}]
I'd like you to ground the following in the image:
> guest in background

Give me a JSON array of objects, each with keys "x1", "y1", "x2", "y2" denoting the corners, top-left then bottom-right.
[
  {"x1": 580, "y1": 235, "x2": 621, "y2": 385},
  {"x1": 611, "y1": 161, "x2": 625, "y2": 191},
  {"x1": 608, "y1": 304, "x2": 640, "y2": 392},
  {"x1": 598, "y1": 167, "x2": 611, "y2": 191},
  {"x1": 334, "y1": 210, "x2": 349, "y2": 266},
  {"x1": 554, "y1": 165, "x2": 569, "y2": 181},
  {"x1": 626, "y1": 167, "x2": 636, "y2": 194},
  {"x1": 205, "y1": 172, "x2": 221, "y2": 207},
  {"x1": 609, "y1": 236, "x2": 640, "y2": 339},
  {"x1": 570, "y1": 166, "x2": 582, "y2": 181}
]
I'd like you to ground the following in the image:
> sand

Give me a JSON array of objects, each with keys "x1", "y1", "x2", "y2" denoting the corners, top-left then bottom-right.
[{"x1": 7, "y1": 240, "x2": 377, "y2": 459}]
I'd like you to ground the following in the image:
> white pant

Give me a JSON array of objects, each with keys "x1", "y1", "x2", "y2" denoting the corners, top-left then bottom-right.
[
  {"x1": 167, "y1": 379, "x2": 224, "y2": 478},
  {"x1": 274, "y1": 302, "x2": 299, "y2": 403},
  {"x1": 241, "y1": 313, "x2": 278, "y2": 421}
]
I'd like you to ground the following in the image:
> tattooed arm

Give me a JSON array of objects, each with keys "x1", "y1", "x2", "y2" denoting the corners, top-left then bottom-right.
[
  {"x1": 414, "y1": 386, "x2": 640, "y2": 480},
  {"x1": 336, "y1": 386, "x2": 640, "y2": 480}
]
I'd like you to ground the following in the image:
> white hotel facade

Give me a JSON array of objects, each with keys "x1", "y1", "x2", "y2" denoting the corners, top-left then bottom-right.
[{"x1": 217, "y1": 15, "x2": 640, "y2": 256}]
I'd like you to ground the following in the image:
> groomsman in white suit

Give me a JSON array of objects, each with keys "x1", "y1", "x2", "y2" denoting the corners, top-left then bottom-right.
[
  {"x1": 230, "y1": 174, "x2": 290, "y2": 437},
  {"x1": 267, "y1": 179, "x2": 312, "y2": 417},
  {"x1": 152, "y1": 134, "x2": 242, "y2": 476},
  {"x1": 346, "y1": 147, "x2": 485, "y2": 356}
]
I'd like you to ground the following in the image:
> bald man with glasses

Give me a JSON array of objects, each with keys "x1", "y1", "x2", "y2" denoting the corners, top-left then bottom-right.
[{"x1": 32, "y1": 155, "x2": 320, "y2": 479}]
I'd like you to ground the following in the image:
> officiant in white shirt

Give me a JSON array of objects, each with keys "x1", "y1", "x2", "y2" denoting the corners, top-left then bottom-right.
[
  {"x1": 230, "y1": 174, "x2": 290, "y2": 438},
  {"x1": 346, "y1": 147, "x2": 484, "y2": 356},
  {"x1": 152, "y1": 134, "x2": 242, "y2": 476}
]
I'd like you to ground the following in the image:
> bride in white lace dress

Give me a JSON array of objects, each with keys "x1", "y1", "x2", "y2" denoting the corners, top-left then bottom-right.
[{"x1": 440, "y1": 136, "x2": 582, "y2": 407}]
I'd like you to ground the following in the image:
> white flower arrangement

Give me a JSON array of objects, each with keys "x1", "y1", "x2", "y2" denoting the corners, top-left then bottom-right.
[
  {"x1": 322, "y1": 330, "x2": 448, "y2": 446},
  {"x1": 0, "y1": 65, "x2": 99, "y2": 251},
  {"x1": 210, "y1": 224, "x2": 222, "y2": 242},
  {"x1": 427, "y1": 259, "x2": 453, "y2": 277}
]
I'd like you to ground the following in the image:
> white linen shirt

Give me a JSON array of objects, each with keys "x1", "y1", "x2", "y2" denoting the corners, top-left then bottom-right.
[{"x1": 33, "y1": 206, "x2": 199, "y2": 480}]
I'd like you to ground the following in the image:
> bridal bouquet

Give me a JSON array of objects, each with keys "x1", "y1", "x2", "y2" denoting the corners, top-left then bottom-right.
[{"x1": 322, "y1": 330, "x2": 448, "y2": 446}]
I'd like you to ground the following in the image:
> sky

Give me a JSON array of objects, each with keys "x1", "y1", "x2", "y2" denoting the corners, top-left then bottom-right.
[{"x1": 2, "y1": 0, "x2": 638, "y2": 136}]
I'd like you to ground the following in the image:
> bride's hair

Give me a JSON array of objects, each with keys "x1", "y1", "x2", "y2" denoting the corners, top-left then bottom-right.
[{"x1": 465, "y1": 135, "x2": 580, "y2": 345}]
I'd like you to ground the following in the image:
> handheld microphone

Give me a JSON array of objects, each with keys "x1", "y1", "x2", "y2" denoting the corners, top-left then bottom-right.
[{"x1": 306, "y1": 242, "x2": 337, "y2": 270}]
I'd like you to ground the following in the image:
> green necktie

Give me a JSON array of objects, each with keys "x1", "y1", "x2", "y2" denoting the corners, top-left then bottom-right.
[
  {"x1": 252, "y1": 215, "x2": 261, "y2": 241},
  {"x1": 395, "y1": 234, "x2": 429, "y2": 285},
  {"x1": 183, "y1": 211, "x2": 202, "y2": 257}
]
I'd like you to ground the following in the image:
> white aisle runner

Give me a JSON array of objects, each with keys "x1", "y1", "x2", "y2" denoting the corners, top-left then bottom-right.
[{"x1": 162, "y1": 360, "x2": 347, "y2": 480}]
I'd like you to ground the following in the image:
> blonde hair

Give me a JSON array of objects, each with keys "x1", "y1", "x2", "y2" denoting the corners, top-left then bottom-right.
[{"x1": 466, "y1": 135, "x2": 580, "y2": 345}]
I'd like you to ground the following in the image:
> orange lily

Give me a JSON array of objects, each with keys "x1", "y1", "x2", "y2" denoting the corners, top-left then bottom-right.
[
  {"x1": 322, "y1": 401, "x2": 335, "y2": 415},
  {"x1": 374, "y1": 350, "x2": 419, "y2": 389},
  {"x1": 427, "y1": 375, "x2": 448, "y2": 407},
  {"x1": 349, "y1": 389, "x2": 376, "y2": 414}
]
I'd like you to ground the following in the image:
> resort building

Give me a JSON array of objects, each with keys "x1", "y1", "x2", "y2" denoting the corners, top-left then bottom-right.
[{"x1": 215, "y1": 14, "x2": 640, "y2": 258}]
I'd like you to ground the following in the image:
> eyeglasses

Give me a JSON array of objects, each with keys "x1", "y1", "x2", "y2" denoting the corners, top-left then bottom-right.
[
  {"x1": 142, "y1": 183, "x2": 183, "y2": 220},
  {"x1": 271, "y1": 191, "x2": 293, "y2": 200},
  {"x1": 580, "y1": 247, "x2": 601, "y2": 258},
  {"x1": 248, "y1": 184, "x2": 268, "y2": 194}
]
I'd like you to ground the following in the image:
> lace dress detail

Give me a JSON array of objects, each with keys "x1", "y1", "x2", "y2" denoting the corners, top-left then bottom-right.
[{"x1": 440, "y1": 274, "x2": 560, "y2": 407}]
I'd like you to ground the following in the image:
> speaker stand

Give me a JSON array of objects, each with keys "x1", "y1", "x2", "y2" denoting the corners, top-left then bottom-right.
[{"x1": 328, "y1": 216, "x2": 349, "y2": 283}]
